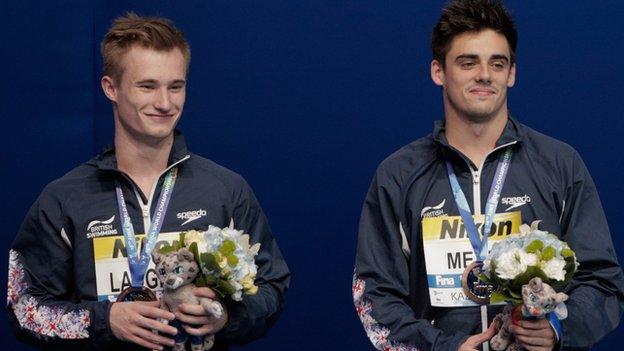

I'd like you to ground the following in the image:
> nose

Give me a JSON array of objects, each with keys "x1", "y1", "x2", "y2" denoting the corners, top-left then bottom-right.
[
  {"x1": 154, "y1": 87, "x2": 172, "y2": 112},
  {"x1": 476, "y1": 62, "x2": 491, "y2": 83}
]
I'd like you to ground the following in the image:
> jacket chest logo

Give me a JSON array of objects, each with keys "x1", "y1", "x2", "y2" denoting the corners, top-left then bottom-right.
[
  {"x1": 177, "y1": 209, "x2": 207, "y2": 226},
  {"x1": 421, "y1": 199, "x2": 447, "y2": 218},
  {"x1": 501, "y1": 194, "x2": 532, "y2": 211},
  {"x1": 86, "y1": 215, "x2": 119, "y2": 239}
]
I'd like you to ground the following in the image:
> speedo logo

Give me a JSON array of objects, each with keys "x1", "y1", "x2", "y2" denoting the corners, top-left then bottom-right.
[
  {"x1": 501, "y1": 194, "x2": 531, "y2": 211},
  {"x1": 421, "y1": 199, "x2": 447, "y2": 218},
  {"x1": 86, "y1": 215, "x2": 118, "y2": 239},
  {"x1": 177, "y1": 209, "x2": 207, "y2": 226}
]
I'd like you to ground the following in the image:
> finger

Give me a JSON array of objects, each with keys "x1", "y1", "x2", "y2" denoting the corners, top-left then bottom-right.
[
  {"x1": 136, "y1": 300, "x2": 161, "y2": 307},
  {"x1": 468, "y1": 325, "x2": 497, "y2": 347},
  {"x1": 518, "y1": 319, "x2": 551, "y2": 330},
  {"x1": 138, "y1": 315, "x2": 179, "y2": 336},
  {"x1": 126, "y1": 326, "x2": 169, "y2": 351},
  {"x1": 175, "y1": 311, "x2": 211, "y2": 325},
  {"x1": 133, "y1": 325, "x2": 175, "y2": 348},
  {"x1": 515, "y1": 334, "x2": 554, "y2": 347},
  {"x1": 183, "y1": 323, "x2": 214, "y2": 336},
  {"x1": 511, "y1": 324, "x2": 553, "y2": 338},
  {"x1": 178, "y1": 303, "x2": 207, "y2": 316},
  {"x1": 137, "y1": 305, "x2": 175, "y2": 321},
  {"x1": 193, "y1": 287, "x2": 217, "y2": 299}
]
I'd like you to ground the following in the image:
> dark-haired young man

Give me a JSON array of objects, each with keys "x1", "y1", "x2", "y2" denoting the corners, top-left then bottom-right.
[
  {"x1": 353, "y1": 1, "x2": 623, "y2": 350},
  {"x1": 7, "y1": 13, "x2": 289, "y2": 350}
]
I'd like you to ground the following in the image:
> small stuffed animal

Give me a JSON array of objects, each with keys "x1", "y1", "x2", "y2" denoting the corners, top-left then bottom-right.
[
  {"x1": 490, "y1": 277, "x2": 568, "y2": 351},
  {"x1": 152, "y1": 248, "x2": 224, "y2": 351}
]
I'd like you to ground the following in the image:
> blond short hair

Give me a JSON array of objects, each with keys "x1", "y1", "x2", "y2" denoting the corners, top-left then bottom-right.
[{"x1": 101, "y1": 12, "x2": 191, "y2": 82}]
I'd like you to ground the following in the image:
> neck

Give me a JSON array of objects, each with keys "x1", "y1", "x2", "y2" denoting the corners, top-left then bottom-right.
[
  {"x1": 114, "y1": 128, "x2": 173, "y2": 192},
  {"x1": 444, "y1": 112, "x2": 508, "y2": 168}
]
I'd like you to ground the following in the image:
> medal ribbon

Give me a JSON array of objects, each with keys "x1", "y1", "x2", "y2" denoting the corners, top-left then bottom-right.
[
  {"x1": 445, "y1": 149, "x2": 512, "y2": 261},
  {"x1": 116, "y1": 168, "x2": 178, "y2": 287}
]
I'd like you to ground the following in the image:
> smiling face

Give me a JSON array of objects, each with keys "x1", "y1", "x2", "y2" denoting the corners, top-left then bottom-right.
[
  {"x1": 101, "y1": 45, "x2": 187, "y2": 145},
  {"x1": 431, "y1": 29, "x2": 516, "y2": 123}
]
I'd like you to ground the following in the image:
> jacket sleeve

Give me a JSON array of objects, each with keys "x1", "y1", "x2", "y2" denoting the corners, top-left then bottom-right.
[
  {"x1": 216, "y1": 179, "x2": 290, "y2": 345},
  {"x1": 353, "y1": 166, "x2": 469, "y2": 351},
  {"x1": 559, "y1": 152, "x2": 624, "y2": 349},
  {"x1": 7, "y1": 185, "x2": 115, "y2": 350}
]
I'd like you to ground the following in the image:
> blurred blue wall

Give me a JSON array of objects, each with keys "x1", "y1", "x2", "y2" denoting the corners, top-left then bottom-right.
[{"x1": 1, "y1": 1, "x2": 622, "y2": 349}]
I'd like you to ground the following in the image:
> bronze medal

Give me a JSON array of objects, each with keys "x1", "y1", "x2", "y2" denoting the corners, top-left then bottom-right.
[
  {"x1": 461, "y1": 261, "x2": 495, "y2": 305},
  {"x1": 116, "y1": 286, "x2": 156, "y2": 302}
]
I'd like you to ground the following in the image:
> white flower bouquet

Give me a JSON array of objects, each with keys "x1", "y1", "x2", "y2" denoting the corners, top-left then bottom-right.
[
  {"x1": 160, "y1": 222, "x2": 261, "y2": 301},
  {"x1": 481, "y1": 221, "x2": 578, "y2": 304}
]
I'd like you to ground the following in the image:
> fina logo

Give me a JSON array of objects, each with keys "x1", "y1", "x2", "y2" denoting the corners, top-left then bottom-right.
[
  {"x1": 501, "y1": 194, "x2": 531, "y2": 211},
  {"x1": 421, "y1": 199, "x2": 447, "y2": 218},
  {"x1": 177, "y1": 209, "x2": 207, "y2": 226}
]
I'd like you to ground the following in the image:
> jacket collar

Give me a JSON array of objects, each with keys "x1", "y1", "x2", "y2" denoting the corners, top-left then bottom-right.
[
  {"x1": 432, "y1": 115, "x2": 524, "y2": 148},
  {"x1": 90, "y1": 130, "x2": 190, "y2": 172}
]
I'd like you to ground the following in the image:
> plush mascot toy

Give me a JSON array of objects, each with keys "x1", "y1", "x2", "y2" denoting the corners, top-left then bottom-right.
[
  {"x1": 152, "y1": 248, "x2": 224, "y2": 351},
  {"x1": 490, "y1": 277, "x2": 568, "y2": 351}
]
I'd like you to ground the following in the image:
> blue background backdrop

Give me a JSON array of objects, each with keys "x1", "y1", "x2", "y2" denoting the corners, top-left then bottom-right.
[{"x1": 1, "y1": 0, "x2": 622, "y2": 349}]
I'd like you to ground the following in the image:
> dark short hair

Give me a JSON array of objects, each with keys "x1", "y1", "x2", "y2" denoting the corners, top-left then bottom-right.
[
  {"x1": 432, "y1": 0, "x2": 517, "y2": 66},
  {"x1": 101, "y1": 12, "x2": 191, "y2": 82}
]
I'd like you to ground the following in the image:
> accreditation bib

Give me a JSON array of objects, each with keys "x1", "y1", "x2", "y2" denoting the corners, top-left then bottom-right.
[
  {"x1": 93, "y1": 231, "x2": 182, "y2": 302},
  {"x1": 421, "y1": 211, "x2": 521, "y2": 307}
]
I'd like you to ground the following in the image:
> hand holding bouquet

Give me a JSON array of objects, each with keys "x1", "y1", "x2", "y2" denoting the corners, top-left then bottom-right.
[{"x1": 482, "y1": 221, "x2": 578, "y2": 351}]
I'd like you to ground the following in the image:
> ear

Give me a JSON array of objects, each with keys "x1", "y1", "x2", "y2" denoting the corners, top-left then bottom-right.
[
  {"x1": 177, "y1": 247, "x2": 195, "y2": 261},
  {"x1": 431, "y1": 59, "x2": 445, "y2": 87},
  {"x1": 101, "y1": 75, "x2": 119, "y2": 103},
  {"x1": 152, "y1": 250, "x2": 162, "y2": 265},
  {"x1": 554, "y1": 301, "x2": 568, "y2": 320},
  {"x1": 506, "y1": 63, "x2": 516, "y2": 88},
  {"x1": 530, "y1": 277, "x2": 543, "y2": 292},
  {"x1": 554, "y1": 292, "x2": 568, "y2": 303}
]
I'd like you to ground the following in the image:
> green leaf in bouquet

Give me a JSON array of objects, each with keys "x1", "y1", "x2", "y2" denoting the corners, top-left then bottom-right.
[
  {"x1": 216, "y1": 279, "x2": 236, "y2": 296},
  {"x1": 490, "y1": 291, "x2": 522, "y2": 305},
  {"x1": 194, "y1": 275, "x2": 208, "y2": 287},
  {"x1": 541, "y1": 246, "x2": 556, "y2": 261},
  {"x1": 525, "y1": 239, "x2": 544, "y2": 253},
  {"x1": 188, "y1": 242, "x2": 201, "y2": 262},
  {"x1": 508, "y1": 288, "x2": 522, "y2": 299},
  {"x1": 201, "y1": 252, "x2": 220, "y2": 273},
  {"x1": 219, "y1": 240, "x2": 236, "y2": 255},
  {"x1": 509, "y1": 266, "x2": 548, "y2": 293},
  {"x1": 477, "y1": 272, "x2": 491, "y2": 283},
  {"x1": 178, "y1": 232, "x2": 187, "y2": 250},
  {"x1": 227, "y1": 253, "x2": 239, "y2": 267},
  {"x1": 563, "y1": 257, "x2": 577, "y2": 282},
  {"x1": 158, "y1": 245, "x2": 177, "y2": 255}
]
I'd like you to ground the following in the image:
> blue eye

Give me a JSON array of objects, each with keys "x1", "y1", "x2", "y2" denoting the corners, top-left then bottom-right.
[{"x1": 173, "y1": 266, "x2": 184, "y2": 274}]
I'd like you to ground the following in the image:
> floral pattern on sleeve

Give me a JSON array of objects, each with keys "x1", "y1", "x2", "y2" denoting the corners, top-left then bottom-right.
[
  {"x1": 7, "y1": 249, "x2": 90, "y2": 339},
  {"x1": 352, "y1": 274, "x2": 418, "y2": 351}
]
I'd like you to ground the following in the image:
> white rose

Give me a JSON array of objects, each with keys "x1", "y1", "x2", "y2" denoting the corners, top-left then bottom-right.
[
  {"x1": 518, "y1": 251, "x2": 538, "y2": 267},
  {"x1": 540, "y1": 257, "x2": 566, "y2": 281},
  {"x1": 495, "y1": 249, "x2": 525, "y2": 280}
]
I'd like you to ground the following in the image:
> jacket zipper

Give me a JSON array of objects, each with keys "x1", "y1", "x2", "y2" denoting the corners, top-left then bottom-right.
[
  {"x1": 468, "y1": 141, "x2": 517, "y2": 215},
  {"x1": 122, "y1": 155, "x2": 190, "y2": 234}
]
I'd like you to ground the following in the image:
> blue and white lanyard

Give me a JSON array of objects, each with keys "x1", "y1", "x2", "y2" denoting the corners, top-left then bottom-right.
[
  {"x1": 445, "y1": 149, "x2": 512, "y2": 262},
  {"x1": 115, "y1": 168, "x2": 178, "y2": 287}
]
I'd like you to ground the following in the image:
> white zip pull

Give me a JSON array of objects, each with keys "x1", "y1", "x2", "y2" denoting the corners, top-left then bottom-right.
[
  {"x1": 141, "y1": 207, "x2": 149, "y2": 218},
  {"x1": 472, "y1": 170, "x2": 480, "y2": 184}
]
